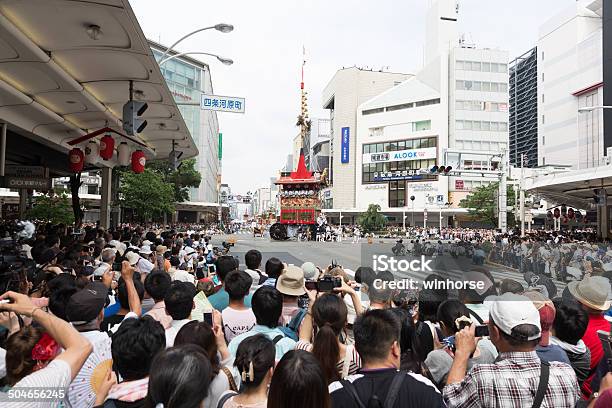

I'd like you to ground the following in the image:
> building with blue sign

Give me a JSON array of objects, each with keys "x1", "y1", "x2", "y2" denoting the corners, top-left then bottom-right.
[{"x1": 149, "y1": 40, "x2": 222, "y2": 221}]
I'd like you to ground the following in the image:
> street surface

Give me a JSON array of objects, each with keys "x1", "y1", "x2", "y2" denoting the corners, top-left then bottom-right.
[{"x1": 211, "y1": 234, "x2": 565, "y2": 294}]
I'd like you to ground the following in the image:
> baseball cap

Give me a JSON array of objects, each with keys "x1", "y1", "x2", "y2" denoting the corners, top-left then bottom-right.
[
  {"x1": 488, "y1": 293, "x2": 541, "y2": 341},
  {"x1": 277, "y1": 265, "x2": 306, "y2": 296},
  {"x1": 523, "y1": 290, "x2": 555, "y2": 346},
  {"x1": 66, "y1": 282, "x2": 108, "y2": 325}
]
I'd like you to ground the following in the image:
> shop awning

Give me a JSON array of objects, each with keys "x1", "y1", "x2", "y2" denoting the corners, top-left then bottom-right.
[{"x1": 0, "y1": 0, "x2": 197, "y2": 164}]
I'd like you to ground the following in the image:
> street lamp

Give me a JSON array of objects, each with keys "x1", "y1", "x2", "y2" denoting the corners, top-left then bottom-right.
[
  {"x1": 159, "y1": 51, "x2": 233, "y2": 66},
  {"x1": 578, "y1": 105, "x2": 612, "y2": 113},
  {"x1": 159, "y1": 24, "x2": 234, "y2": 62}
]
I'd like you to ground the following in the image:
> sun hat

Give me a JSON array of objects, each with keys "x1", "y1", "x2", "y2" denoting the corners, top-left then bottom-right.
[
  {"x1": 277, "y1": 264, "x2": 306, "y2": 296},
  {"x1": 139, "y1": 245, "x2": 153, "y2": 255},
  {"x1": 567, "y1": 276, "x2": 612, "y2": 311},
  {"x1": 126, "y1": 251, "x2": 140, "y2": 266},
  {"x1": 488, "y1": 293, "x2": 541, "y2": 340},
  {"x1": 301, "y1": 262, "x2": 319, "y2": 280},
  {"x1": 156, "y1": 245, "x2": 168, "y2": 254}
]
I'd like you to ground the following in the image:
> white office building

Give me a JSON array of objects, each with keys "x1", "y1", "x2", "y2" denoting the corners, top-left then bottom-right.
[
  {"x1": 537, "y1": 0, "x2": 603, "y2": 169},
  {"x1": 346, "y1": 0, "x2": 509, "y2": 227}
]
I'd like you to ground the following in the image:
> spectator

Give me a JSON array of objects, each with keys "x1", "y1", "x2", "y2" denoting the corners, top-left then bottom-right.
[
  {"x1": 276, "y1": 265, "x2": 306, "y2": 325},
  {"x1": 0, "y1": 292, "x2": 93, "y2": 405},
  {"x1": 175, "y1": 320, "x2": 239, "y2": 408},
  {"x1": 222, "y1": 270, "x2": 256, "y2": 342},
  {"x1": 101, "y1": 316, "x2": 165, "y2": 407},
  {"x1": 125, "y1": 250, "x2": 154, "y2": 275},
  {"x1": 228, "y1": 286, "x2": 296, "y2": 360},
  {"x1": 523, "y1": 291, "x2": 570, "y2": 364},
  {"x1": 388, "y1": 307, "x2": 431, "y2": 378},
  {"x1": 367, "y1": 270, "x2": 393, "y2": 310},
  {"x1": 425, "y1": 300, "x2": 496, "y2": 388},
  {"x1": 443, "y1": 293, "x2": 580, "y2": 407},
  {"x1": 262, "y1": 257, "x2": 283, "y2": 287},
  {"x1": 164, "y1": 281, "x2": 196, "y2": 347},
  {"x1": 144, "y1": 272, "x2": 173, "y2": 329},
  {"x1": 268, "y1": 350, "x2": 331, "y2": 408},
  {"x1": 297, "y1": 293, "x2": 361, "y2": 384},
  {"x1": 167, "y1": 255, "x2": 195, "y2": 284},
  {"x1": 145, "y1": 344, "x2": 213, "y2": 408},
  {"x1": 329, "y1": 309, "x2": 443, "y2": 407},
  {"x1": 101, "y1": 262, "x2": 143, "y2": 332},
  {"x1": 458, "y1": 268, "x2": 497, "y2": 324},
  {"x1": 217, "y1": 334, "x2": 275, "y2": 408},
  {"x1": 498, "y1": 278, "x2": 524, "y2": 295},
  {"x1": 550, "y1": 298, "x2": 591, "y2": 386},
  {"x1": 209, "y1": 256, "x2": 253, "y2": 311},
  {"x1": 245, "y1": 249, "x2": 267, "y2": 289},
  {"x1": 567, "y1": 276, "x2": 611, "y2": 398}
]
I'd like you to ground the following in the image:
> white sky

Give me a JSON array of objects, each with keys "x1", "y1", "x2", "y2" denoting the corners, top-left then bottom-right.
[{"x1": 130, "y1": 0, "x2": 576, "y2": 194}]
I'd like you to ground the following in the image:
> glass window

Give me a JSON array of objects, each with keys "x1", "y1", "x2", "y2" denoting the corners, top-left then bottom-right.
[
  {"x1": 482, "y1": 62, "x2": 491, "y2": 72},
  {"x1": 482, "y1": 121, "x2": 490, "y2": 131},
  {"x1": 499, "y1": 64, "x2": 507, "y2": 73},
  {"x1": 456, "y1": 120, "x2": 463, "y2": 130},
  {"x1": 413, "y1": 120, "x2": 431, "y2": 132},
  {"x1": 456, "y1": 80, "x2": 464, "y2": 90},
  {"x1": 499, "y1": 122, "x2": 508, "y2": 131},
  {"x1": 405, "y1": 139, "x2": 413, "y2": 149},
  {"x1": 481, "y1": 82, "x2": 491, "y2": 92},
  {"x1": 472, "y1": 62, "x2": 482, "y2": 71},
  {"x1": 473, "y1": 81, "x2": 481, "y2": 91},
  {"x1": 456, "y1": 60, "x2": 464, "y2": 70},
  {"x1": 473, "y1": 121, "x2": 481, "y2": 131},
  {"x1": 500, "y1": 83, "x2": 508, "y2": 92},
  {"x1": 490, "y1": 122, "x2": 499, "y2": 131},
  {"x1": 490, "y1": 83, "x2": 499, "y2": 92}
]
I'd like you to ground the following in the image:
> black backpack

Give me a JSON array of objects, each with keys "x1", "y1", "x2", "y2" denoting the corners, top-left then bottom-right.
[{"x1": 340, "y1": 371, "x2": 406, "y2": 408}]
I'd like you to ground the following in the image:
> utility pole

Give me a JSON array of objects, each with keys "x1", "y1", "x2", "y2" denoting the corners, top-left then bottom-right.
[
  {"x1": 498, "y1": 148, "x2": 508, "y2": 233},
  {"x1": 520, "y1": 153, "x2": 526, "y2": 237}
]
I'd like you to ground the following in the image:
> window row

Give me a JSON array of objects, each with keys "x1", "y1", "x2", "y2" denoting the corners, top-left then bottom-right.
[
  {"x1": 456, "y1": 80, "x2": 508, "y2": 93},
  {"x1": 455, "y1": 120, "x2": 508, "y2": 132},
  {"x1": 362, "y1": 137, "x2": 437, "y2": 154},
  {"x1": 362, "y1": 98, "x2": 440, "y2": 116},
  {"x1": 455, "y1": 100, "x2": 508, "y2": 112},
  {"x1": 453, "y1": 140, "x2": 507, "y2": 151},
  {"x1": 362, "y1": 159, "x2": 436, "y2": 183},
  {"x1": 368, "y1": 120, "x2": 431, "y2": 138},
  {"x1": 456, "y1": 60, "x2": 507, "y2": 73}
]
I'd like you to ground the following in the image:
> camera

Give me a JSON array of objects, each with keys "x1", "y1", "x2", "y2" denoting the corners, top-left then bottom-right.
[{"x1": 316, "y1": 275, "x2": 342, "y2": 292}]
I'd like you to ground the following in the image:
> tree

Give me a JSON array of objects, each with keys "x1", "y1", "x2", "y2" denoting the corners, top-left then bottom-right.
[
  {"x1": 119, "y1": 169, "x2": 175, "y2": 221},
  {"x1": 27, "y1": 192, "x2": 74, "y2": 225},
  {"x1": 358, "y1": 204, "x2": 387, "y2": 233},
  {"x1": 147, "y1": 159, "x2": 202, "y2": 202},
  {"x1": 459, "y1": 181, "x2": 516, "y2": 227}
]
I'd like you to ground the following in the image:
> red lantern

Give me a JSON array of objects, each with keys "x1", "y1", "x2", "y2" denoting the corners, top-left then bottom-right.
[
  {"x1": 568, "y1": 208, "x2": 575, "y2": 219},
  {"x1": 99, "y1": 134, "x2": 115, "y2": 160},
  {"x1": 131, "y1": 150, "x2": 145, "y2": 173},
  {"x1": 69, "y1": 148, "x2": 84, "y2": 172},
  {"x1": 553, "y1": 208, "x2": 560, "y2": 218}
]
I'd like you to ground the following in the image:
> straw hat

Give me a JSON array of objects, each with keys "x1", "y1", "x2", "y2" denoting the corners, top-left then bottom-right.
[{"x1": 567, "y1": 276, "x2": 612, "y2": 311}]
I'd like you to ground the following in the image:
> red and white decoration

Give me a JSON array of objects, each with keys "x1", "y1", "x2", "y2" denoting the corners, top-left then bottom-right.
[
  {"x1": 99, "y1": 134, "x2": 114, "y2": 160},
  {"x1": 131, "y1": 150, "x2": 146, "y2": 173},
  {"x1": 117, "y1": 142, "x2": 131, "y2": 166},
  {"x1": 69, "y1": 148, "x2": 84, "y2": 172},
  {"x1": 84, "y1": 140, "x2": 99, "y2": 165}
]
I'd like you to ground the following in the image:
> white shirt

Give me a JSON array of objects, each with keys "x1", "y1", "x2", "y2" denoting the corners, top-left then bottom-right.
[
  {"x1": 168, "y1": 268, "x2": 195, "y2": 284},
  {"x1": 3, "y1": 359, "x2": 72, "y2": 408},
  {"x1": 135, "y1": 258, "x2": 154, "y2": 274},
  {"x1": 165, "y1": 319, "x2": 191, "y2": 347}
]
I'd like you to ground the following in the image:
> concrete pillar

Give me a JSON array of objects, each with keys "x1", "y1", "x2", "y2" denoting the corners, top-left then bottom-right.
[
  {"x1": 599, "y1": 205, "x2": 609, "y2": 240},
  {"x1": 100, "y1": 167, "x2": 112, "y2": 229},
  {"x1": 18, "y1": 189, "x2": 26, "y2": 218}
]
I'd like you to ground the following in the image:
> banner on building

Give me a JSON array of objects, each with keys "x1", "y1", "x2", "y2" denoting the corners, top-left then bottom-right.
[
  {"x1": 362, "y1": 147, "x2": 436, "y2": 164},
  {"x1": 201, "y1": 94, "x2": 245, "y2": 113},
  {"x1": 372, "y1": 169, "x2": 423, "y2": 182},
  {"x1": 341, "y1": 127, "x2": 350, "y2": 163}
]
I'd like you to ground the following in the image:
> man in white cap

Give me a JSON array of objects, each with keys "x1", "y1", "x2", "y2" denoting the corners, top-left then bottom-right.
[{"x1": 443, "y1": 293, "x2": 579, "y2": 407}]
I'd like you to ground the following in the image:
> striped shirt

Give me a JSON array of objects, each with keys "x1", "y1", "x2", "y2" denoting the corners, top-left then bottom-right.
[
  {"x1": 442, "y1": 351, "x2": 580, "y2": 408},
  {"x1": 295, "y1": 340, "x2": 361, "y2": 378}
]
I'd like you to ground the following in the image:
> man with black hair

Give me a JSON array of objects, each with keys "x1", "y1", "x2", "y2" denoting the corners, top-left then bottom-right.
[
  {"x1": 209, "y1": 255, "x2": 253, "y2": 311},
  {"x1": 106, "y1": 316, "x2": 165, "y2": 407},
  {"x1": 329, "y1": 309, "x2": 443, "y2": 407},
  {"x1": 443, "y1": 293, "x2": 579, "y2": 407},
  {"x1": 228, "y1": 286, "x2": 295, "y2": 360},
  {"x1": 245, "y1": 249, "x2": 267, "y2": 290},
  {"x1": 144, "y1": 272, "x2": 172, "y2": 329},
  {"x1": 164, "y1": 281, "x2": 196, "y2": 347},
  {"x1": 262, "y1": 257, "x2": 283, "y2": 287},
  {"x1": 222, "y1": 270, "x2": 256, "y2": 342},
  {"x1": 101, "y1": 272, "x2": 144, "y2": 332}
]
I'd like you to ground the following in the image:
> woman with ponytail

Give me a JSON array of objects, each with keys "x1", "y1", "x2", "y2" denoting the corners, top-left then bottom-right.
[
  {"x1": 217, "y1": 334, "x2": 275, "y2": 408},
  {"x1": 296, "y1": 293, "x2": 361, "y2": 384}
]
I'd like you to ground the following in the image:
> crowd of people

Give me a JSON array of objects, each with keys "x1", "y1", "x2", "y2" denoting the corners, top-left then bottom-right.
[{"x1": 0, "y1": 222, "x2": 612, "y2": 407}]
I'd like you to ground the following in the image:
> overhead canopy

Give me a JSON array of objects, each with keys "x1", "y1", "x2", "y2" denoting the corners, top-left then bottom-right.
[
  {"x1": 524, "y1": 165, "x2": 612, "y2": 209},
  {"x1": 0, "y1": 0, "x2": 197, "y2": 165}
]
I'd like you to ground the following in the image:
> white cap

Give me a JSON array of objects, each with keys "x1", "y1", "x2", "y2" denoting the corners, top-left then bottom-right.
[
  {"x1": 487, "y1": 293, "x2": 541, "y2": 340},
  {"x1": 142, "y1": 240, "x2": 153, "y2": 246},
  {"x1": 139, "y1": 245, "x2": 153, "y2": 255}
]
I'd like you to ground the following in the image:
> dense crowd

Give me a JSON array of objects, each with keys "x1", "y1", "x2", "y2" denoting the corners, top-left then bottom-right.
[{"x1": 0, "y1": 222, "x2": 612, "y2": 408}]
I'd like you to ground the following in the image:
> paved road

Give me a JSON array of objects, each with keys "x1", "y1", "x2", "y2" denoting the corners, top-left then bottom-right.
[{"x1": 210, "y1": 234, "x2": 566, "y2": 296}]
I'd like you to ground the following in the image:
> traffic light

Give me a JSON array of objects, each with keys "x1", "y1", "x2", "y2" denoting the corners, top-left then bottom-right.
[
  {"x1": 122, "y1": 100, "x2": 148, "y2": 135},
  {"x1": 429, "y1": 165, "x2": 453, "y2": 175}
]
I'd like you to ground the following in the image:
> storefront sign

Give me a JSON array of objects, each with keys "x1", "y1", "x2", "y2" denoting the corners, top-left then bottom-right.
[
  {"x1": 341, "y1": 127, "x2": 350, "y2": 163},
  {"x1": 5, "y1": 177, "x2": 51, "y2": 190},
  {"x1": 372, "y1": 169, "x2": 423, "y2": 182},
  {"x1": 364, "y1": 184, "x2": 387, "y2": 190},
  {"x1": 5, "y1": 165, "x2": 46, "y2": 177},
  {"x1": 410, "y1": 182, "x2": 435, "y2": 192},
  {"x1": 362, "y1": 147, "x2": 436, "y2": 164},
  {"x1": 455, "y1": 179, "x2": 465, "y2": 190},
  {"x1": 201, "y1": 94, "x2": 245, "y2": 113}
]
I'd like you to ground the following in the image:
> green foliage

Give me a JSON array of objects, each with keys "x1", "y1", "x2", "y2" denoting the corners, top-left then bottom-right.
[
  {"x1": 27, "y1": 192, "x2": 74, "y2": 225},
  {"x1": 119, "y1": 169, "x2": 175, "y2": 221},
  {"x1": 459, "y1": 181, "x2": 516, "y2": 227},
  {"x1": 147, "y1": 158, "x2": 202, "y2": 202},
  {"x1": 358, "y1": 204, "x2": 388, "y2": 233}
]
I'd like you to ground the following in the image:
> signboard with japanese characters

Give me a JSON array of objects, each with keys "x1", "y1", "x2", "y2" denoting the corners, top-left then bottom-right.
[
  {"x1": 200, "y1": 94, "x2": 245, "y2": 113},
  {"x1": 341, "y1": 127, "x2": 350, "y2": 163},
  {"x1": 362, "y1": 147, "x2": 436, "y2": 164},
  {"x1": 372, "y1": 169, "x2": 423, "y2": 182}
]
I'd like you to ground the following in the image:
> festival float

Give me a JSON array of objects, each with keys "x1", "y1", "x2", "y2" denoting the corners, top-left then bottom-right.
[{"x1": 269, "y1": 55, "x2": 327, "y2": 240}]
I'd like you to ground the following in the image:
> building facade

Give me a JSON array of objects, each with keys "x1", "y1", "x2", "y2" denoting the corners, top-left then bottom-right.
[
  {"x1": 537, "y1": 1, "x2": 603, "y2": 169},
  {"x1": 509, "y1": 47, "x2": 538, "y2": 168},
  {"x1": 150, "y1": 40, "x2": 221, "y2": 203}
]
